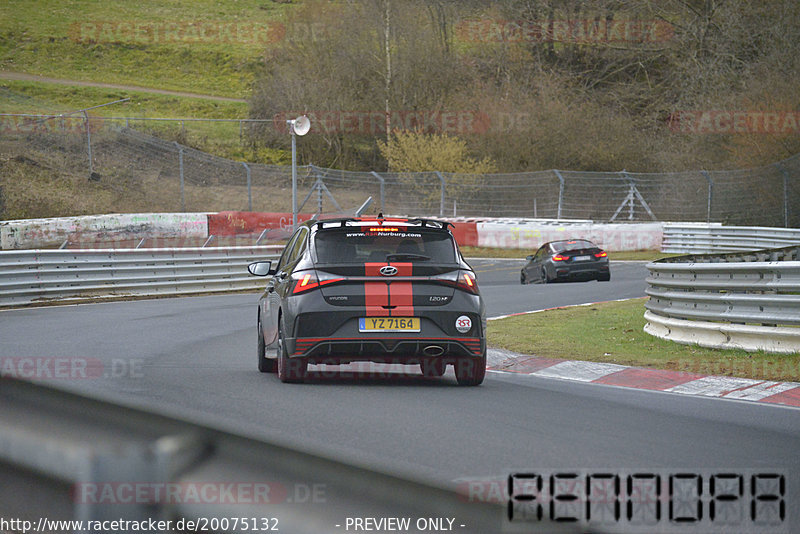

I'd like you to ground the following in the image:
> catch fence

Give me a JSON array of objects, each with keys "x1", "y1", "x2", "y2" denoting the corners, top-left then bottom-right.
[{"x1": 1, "y1": 114, "x2": 797, "y2": 226}]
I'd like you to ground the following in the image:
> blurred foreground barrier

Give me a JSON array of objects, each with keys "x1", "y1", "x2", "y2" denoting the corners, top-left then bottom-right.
[
  {"x1": 0, "y1": 378, "x2": 509, "y2": 532},
  {"x1": 0, "y1": 246, "x2": 281, "y2": 307},
  {"x1": 645, "y1": 246, "x2": 800, "y2": 353}
]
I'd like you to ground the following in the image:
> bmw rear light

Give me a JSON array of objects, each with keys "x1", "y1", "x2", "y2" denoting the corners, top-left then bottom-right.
[
  {"x1": 594, "y1": 251, "x2": 608, "y2": 258},
  {"x1": 552, "y1": 254, "x2": 569, "y2": 261},
  {"x1": 291, "y1": 271, "x2": 344, "y2": 294}
]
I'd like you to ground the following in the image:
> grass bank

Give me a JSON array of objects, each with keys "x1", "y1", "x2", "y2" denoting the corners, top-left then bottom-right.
[
  {"x1": 0, "y1": 0, "x2": 295, "y2": 97},
  {"x1": 488, "y1": 298, "x2": 800, "y2": 382}
]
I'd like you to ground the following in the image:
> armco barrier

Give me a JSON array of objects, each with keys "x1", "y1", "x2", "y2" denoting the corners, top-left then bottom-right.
[
  {"x1": 476, "y1": 220, "x2": 663, "y2": 252},
  {"x1": 0, "y1": 378, "x2": 506, "y2": 530},
  {"x1": 0, "y1": 246, "x2": 281, "y2": 307},
  {"x1": 662, "y1": 223, "x2": 800, "y2": 254},
  {"x1": 644, "y1": 246, "x2": 800, "y2": 353},
  {"x1": 0, "y1": 212, "x2": 209, "y2": 250}
]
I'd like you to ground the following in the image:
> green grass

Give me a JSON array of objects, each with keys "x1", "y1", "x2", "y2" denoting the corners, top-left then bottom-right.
[
  {"x1": 488, "y1": 298, "x2": 800, "y2": 382},
  {"x1": 460, "y1": 246, "x2": 676, "y2": 261},
  {"x1": 0, "y1": 0, "x2": 296, "y2": 97}
]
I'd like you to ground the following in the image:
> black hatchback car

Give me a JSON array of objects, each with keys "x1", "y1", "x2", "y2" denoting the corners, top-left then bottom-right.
[
  {"x1": 520, "y1": 239, "x2": 610, "y2": 284},
  {"x1": 248, "y1": 217, "x2": 487, "y2": 385}
]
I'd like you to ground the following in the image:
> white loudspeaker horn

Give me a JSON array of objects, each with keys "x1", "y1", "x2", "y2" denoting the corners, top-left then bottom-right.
[{"x1": 292, "y1": 115, "x2": 311, "y2": 136}]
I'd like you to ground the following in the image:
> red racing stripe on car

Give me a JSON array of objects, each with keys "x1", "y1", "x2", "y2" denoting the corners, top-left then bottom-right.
[
  {"x1": 364, "y1": 263, "x2": 389, "y2": 316},
  {"x1": 388, "y1": 262, "x2": 414, "y2": 316}
]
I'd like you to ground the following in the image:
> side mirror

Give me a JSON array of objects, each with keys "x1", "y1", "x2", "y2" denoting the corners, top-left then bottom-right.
[
  {"x1": 248, "y1": 260, "x2": 273, "y2": 277},
  {"x1": 526, "y1": 255, "x2": 534, "y2": 261}
]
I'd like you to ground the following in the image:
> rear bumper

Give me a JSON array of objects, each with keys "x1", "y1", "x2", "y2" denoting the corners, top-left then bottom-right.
[
  {"x1": 287, "y1": 336, "x2": 484, "y2": 364},
  {"x1": 282, "y1": 287, "x2": 486, "y2": 362},
  {"x1": 554, "y1": 261, "x2": 610, "y2": 280}
]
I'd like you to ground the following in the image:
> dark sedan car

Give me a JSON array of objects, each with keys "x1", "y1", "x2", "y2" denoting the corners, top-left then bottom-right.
[
  {"x1": 520, "y1": 239, "x2": 610, "y2": 284},
  {"x1": 247, "y1": 216, "x2": 487, "y2": 385}
]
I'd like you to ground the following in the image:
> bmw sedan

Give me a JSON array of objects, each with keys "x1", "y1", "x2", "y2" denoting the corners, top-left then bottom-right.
[
  {"x1": 520, "y1": 239, "x2": 610, "y2": 284},
  {"x1": 248, "y1": 216, "x2": 487, "y2": 385}
]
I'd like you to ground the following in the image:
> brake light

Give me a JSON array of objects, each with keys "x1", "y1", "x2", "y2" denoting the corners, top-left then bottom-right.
[
  {"x1": 594, "y1": 251, "x2": 607, "y2": 258},
  {"x1": 552, "y1": 254, "x2": 569, "y2": 261},
  {"x1": 291, "y1": 272, "x2": 344, "y2": 294},
  {"x1": 457, "y1": 271, "x2": 479, "y2": 295}
]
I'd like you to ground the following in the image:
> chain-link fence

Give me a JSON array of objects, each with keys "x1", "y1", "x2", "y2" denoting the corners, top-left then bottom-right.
[{"x1": 1, "y1": 114, "x2": 798, "y2": 226}]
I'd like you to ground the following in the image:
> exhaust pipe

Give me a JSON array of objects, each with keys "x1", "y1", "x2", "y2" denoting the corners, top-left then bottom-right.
[{"x1": 423, "y1": 345, "x2": 445, "y2": 357}]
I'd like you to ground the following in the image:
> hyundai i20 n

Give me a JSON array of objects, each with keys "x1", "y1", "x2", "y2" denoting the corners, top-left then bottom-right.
[{"x1": 248, "y1": 217, "x2": 487, "y2": 385}]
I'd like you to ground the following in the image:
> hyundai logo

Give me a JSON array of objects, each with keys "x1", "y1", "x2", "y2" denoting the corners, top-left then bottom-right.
[{"x1": 379, "y1": 266, "x2": 398, "y2": 276}]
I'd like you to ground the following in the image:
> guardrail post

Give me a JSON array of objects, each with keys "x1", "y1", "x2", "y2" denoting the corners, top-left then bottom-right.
[
  {"x1": 369, "y1": 171, "x2": 386, "y2": 214},
  {"x1": 776, "y1": 163, "x2": 790, "y2": 227},
  {"x1": 434, "y1": 171, "x2": 446, "y2": 217},
  {"x1": 175, "y1": 142, "x2": 185, "y2": 212},
  {"x1": 553, "y1": 169, "x2": 565, "y2": 220},
  {"x1": 701, "y1": 170, "x2": 713, "y2": 222},
  {"x1": 242, "y1": 162, "x2": 252, "y2": 212}
]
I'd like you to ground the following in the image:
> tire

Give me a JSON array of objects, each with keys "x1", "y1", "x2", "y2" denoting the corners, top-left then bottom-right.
[
  {"x1": 420, "y1": 358, "x2": 445, "y2": 377},
  {"x1": 541, "y1": 267, "x2": 550, "y2": 284},
  {"x1": 454, "y1": 351, "x2": 486, "y2": 386},
  {"x1": 257, "y1": 314, "x2": 277, "y2": 373},
  {"x1": 520, "y1": 271, "x2": 527, "y2": 285},
  {"x1": 598, "y1": 273, "x2": 611, "y2": 282},
  {"x1": 277, "y1": 317, "x2": 307, "y2": 383}
]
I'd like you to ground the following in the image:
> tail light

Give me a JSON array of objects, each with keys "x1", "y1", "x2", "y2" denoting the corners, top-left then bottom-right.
[
  {"x1": 594, "y1": 251, "x2": 608, "y2": 258},
  {"x1": 291, "y1": 271, "x2": 344, "y2": 294},
  {"x1": 552, "y1": 254, "x2": 569, "y2": 261},
  {"x1": 430, "y1": 270, "x2": 480, "y2": 295},
  {"x1": 457, "y1": 271, "x2": 479, "y2": 295}
]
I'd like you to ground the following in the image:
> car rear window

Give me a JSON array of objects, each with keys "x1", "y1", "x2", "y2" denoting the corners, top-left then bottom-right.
[
  {"x1": 314, "y1": 227, "x2": 456, "y2": 264},
  {"x1": 551, "y1": 240, "x2": 595, "y2": 252}
]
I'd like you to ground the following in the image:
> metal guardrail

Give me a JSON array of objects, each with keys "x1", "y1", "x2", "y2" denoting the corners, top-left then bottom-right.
[
  {"x1": 644, "y1": 246, "x2": 800, "y2": 353},
  {"x1": 0, "y1": 246, "x2": 281, "y2": 307},
  {"x1": 0, "y1": 378, "x2": 515, "y2": 532},
  {"x1": 662, "y1": 223, "x2": 800, "y2": 254}
]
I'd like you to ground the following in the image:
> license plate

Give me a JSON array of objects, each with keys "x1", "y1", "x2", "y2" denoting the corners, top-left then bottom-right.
[
  {"x1": 359, "y1": 317, "x2": 420, "y2": 332},
  {"x1": 573, "y1": 255, "x2": 591, "y2": 261}
]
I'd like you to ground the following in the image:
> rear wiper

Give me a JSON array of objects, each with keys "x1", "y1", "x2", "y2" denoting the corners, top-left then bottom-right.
[{"x1": 386, "y1": 253, "x2": 431, "y2": 262}]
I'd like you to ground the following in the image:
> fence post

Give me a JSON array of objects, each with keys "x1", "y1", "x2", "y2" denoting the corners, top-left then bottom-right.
[
  {"x1": 175, "y1": 142, "x2": 185, "y2": 212},
  {"x1": 434, "y1": 171, "x2": 445, "y2": 217},
  {"x1": 83, "y1": 111, "x2": 93, "y2": 178},
  {"x1": 701, "y1": 170, "x2": 713, "y2": 222},
  {"x1": 243, "y1": 162, "x2": 252, "y2": 211},
  {"x1": 553, "y1": 169, "x2": 565, "y2": 220},
  {"x1": 776, "y1": 163, "x2": 790, "y2": 228},
  {"x1": 369, "y1": 171, "x2": 386, "y2": 214}
]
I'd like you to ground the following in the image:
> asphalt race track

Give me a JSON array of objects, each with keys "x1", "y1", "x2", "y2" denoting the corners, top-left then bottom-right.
[{"x1": 1, "y1": 259, "x2": 798, "y2": 528}]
